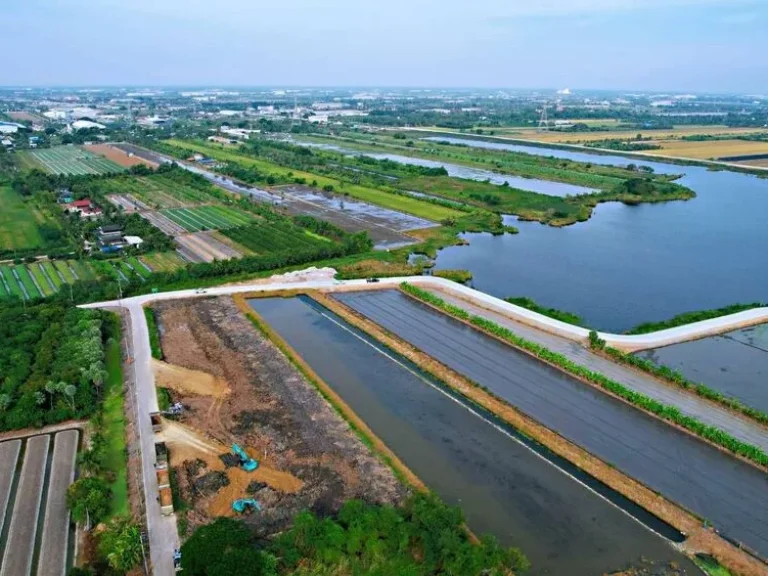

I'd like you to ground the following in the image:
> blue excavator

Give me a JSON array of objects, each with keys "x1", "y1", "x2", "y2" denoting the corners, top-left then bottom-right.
[
  {"x1": 232, "y1": 499, "x2": 262, "y2": 514},
  {"x1": 231, "y1": 444, "x2": 258, "y2": 472}
]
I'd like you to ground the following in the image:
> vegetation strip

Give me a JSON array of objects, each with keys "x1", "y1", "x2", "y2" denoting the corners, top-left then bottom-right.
[
  {"x1": 627, "y1": 302, "x2": 767, "y2": 334},
  {"x1": 400, "y1": 283, "x2": 768, "y2": 469},
  {"x1": 312, "y1": 291, "x2": 768, "y2": 575},
  {"x1": 505, "y1": 296, "x2": 585, "y2": 327},
  {"x1": 232, "y1": 293, "x2": 426, "y2": 491}
]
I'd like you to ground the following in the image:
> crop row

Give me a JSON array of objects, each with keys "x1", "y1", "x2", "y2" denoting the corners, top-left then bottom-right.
[
  {"x1": 222, "y1": 221, "x2": 329, "y2": 254},
  {"x1": 161, "y1": 205, "x2": 252, "y2": 232},
  {"x1": 400, "y1": 282, "x2": 768, "y2": 469}
]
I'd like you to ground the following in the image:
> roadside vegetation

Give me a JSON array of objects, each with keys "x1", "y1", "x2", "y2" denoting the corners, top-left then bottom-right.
[
  {"x1": 401, "y1": 283, "x2": 768, "y2": 468},
  {"x1": 505, "y1": 296, "x2": 585, "y2": 326},
  {"x1": 181, "y1": 494, "x2": 529, "y2": 575},
  {"x1": 626, "y1": 302, "x2": 766, "y2": 334},
  {"x1": 144, "y1": 307, "x2": 163, "y2": 359}
]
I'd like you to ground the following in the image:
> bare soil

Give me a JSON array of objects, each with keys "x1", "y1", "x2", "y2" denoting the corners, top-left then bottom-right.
[
  {"x1": 152, "y1": 297, "x2": 405, "y2": 536},
  {"x1": 85, "y1": 143, "x2": 157, "y2": 168}
]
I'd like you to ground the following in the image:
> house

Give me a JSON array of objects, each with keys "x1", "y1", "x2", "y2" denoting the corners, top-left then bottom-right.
[
  {"x1": 67, "y1": 198, "x2": 102, "y2": 218},
  {"x1": 124, "y1": 235, "x2": 144, "y2": 247},
  {"x1": 98, "y1": 224, "x2": 124, "y2": 246},
  {"x1": 1, "y1": 138, "x2": 13, "y2": 149},
  {"x1": 57, "y1": 189, "x2": 74, "y2": 204}
]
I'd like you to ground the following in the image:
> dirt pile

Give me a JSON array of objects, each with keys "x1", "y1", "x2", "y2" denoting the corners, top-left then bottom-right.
[{"x1": 152, "y1": 297, "x2": 405, "y2": 535}]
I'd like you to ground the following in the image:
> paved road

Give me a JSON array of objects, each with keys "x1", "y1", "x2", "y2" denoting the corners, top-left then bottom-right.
[
  {"x1": 428, "y1": 287, "x2": 768, "y2": 453},
  {"x1": 336, "y1": 290, "x2": 768, "y2": 558},
  {"x1": 124, "y1": 300, "x2": 180, "y2": 576},
  {"x1": 1, "y1": 435, "x2": 50, "y2": 576},
  {"x1": 37, "y1": 430, "x2": 78, "y2": 576},
  {"x1": 0, "y1": 440, "x2": 21, "y2": 537}
]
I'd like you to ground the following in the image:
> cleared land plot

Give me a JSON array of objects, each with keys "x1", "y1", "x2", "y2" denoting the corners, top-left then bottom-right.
[
  {"x1": 335, "y1": 290, "x2": 768, "y2": 559},
  {"x1": 250, "y1": 296, "x2": 694, "y2": 575},
  {"x1": 85, "y1": 143, "x2": 158, "y2": 168},
  {"x1": 0, "y1": 440, "x2": 21, "y2": 536},
  {"x1": 275, "y1": 185, "x2": 433, "y2": 249},
  {"x1": 37, "y1": 430, "x2": 78, "y2": 576},
  {"x1": 0, "y1": 186, "x2": 47, "y2": 252},
  {"x1": 112, "y1": 143, "x2": 170, "y2": 166},
  {"x1": 646, "y1": 139, "x2": 768, "y2": 160},
  {"x1": 22, "y1": 146, "x2": 124, "y2": 175},
  {"x1": 1, "y1": 435, "x2": 50, "y2": 576},
  {"x1": 106, "y1": 194, "x2": 143, "y2": 213},
  {"x1": 175, "y1": 231, "x2": 242, "y2": 262},
  {"x1": 510, "y1": 125, "x2": 768, "y2": 143},
  {"x1": 161, "y1": 206, "x2": 252, "y2": 232}
]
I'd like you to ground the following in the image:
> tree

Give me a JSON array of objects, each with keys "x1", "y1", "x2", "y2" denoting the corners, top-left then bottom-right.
[
  {"x1": 181, "y1": 518, "x2": 276, "y2": 576},
  {"x1": 98, "y1": 517, "x2": 144, "y2": 573},
  {"x1": 0, "y1": 394, "x2": 11, "y2": 411},
  {"x1": 67, "y1": 477, "x2": 112, "y2": 528}
]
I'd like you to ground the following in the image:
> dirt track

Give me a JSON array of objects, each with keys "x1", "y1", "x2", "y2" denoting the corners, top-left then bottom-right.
[{"x1": 152, "y1": 297, "x2": 405, "y2": 535}]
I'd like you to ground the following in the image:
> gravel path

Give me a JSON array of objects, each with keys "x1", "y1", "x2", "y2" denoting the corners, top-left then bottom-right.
[
  {"x1": 37, "y1": 430, "x2": 78, "y2": 576},
  {"x1": 1, "y1": 435, "x2": 50, "y2": 576}
]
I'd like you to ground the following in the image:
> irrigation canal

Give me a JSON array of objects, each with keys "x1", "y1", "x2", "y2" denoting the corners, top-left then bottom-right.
[
  {"x1": 249, "y1": 296, "x2": 695, "y2": 575},
  {"x1": 334, "y1": 289, "x2": 768, "y2": 560}
]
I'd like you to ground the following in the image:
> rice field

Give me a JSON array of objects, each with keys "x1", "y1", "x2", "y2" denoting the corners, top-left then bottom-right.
[
  {"x1": 160, "y1": 205, "x2": 253, "y2": 232},
  {"x1": 21, "y1": 146, "x2": 125, "y2": 175}
]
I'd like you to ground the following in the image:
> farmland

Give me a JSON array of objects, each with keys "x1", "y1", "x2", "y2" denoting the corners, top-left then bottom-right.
[
  {"x1": 21, "y1": 146, "x2": 125, "y2": 175},
  {"x1": 221, "y1": 221, "x2": 332, "y2": 255},
  {"x1": 160, "y1": 205, "x2": 253, "y2": 232},
  {"x1": 0, "y1": 430, "x2": 79, "y2": 576},
  {"x1": 98, "y1": 173, "x2": 220, "y2": 209},
  {"x1": 0, "y1": 185, "x2": 48, "y2": 252},
  {"x1": 161, "y1": 139, "x2": 462, "y2": 221},
  {"x1": 85, "y1": 143, "x2": 158, "y2": 168}
]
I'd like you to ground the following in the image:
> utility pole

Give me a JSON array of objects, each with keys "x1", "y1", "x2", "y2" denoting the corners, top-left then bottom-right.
[{"x1": 537, "y1": 102, "x2": 550, "y2": 132}]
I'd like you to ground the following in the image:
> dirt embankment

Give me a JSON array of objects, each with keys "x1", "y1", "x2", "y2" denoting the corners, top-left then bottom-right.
[{"x1": 152, "y1": 297, "x2": 406, "y2": 536}]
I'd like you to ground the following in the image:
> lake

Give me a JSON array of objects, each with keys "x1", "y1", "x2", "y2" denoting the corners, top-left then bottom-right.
[{"x1": 429, "y1": 137, "x2": 768, "y2": 332}]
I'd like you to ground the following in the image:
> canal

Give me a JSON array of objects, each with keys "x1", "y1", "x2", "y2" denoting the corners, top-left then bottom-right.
[{"x1": 249, "y1": 295, "x2": 694, "y2": 576}]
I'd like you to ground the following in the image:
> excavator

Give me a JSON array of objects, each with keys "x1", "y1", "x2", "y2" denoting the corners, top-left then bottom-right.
[
  {"x1": 231, "y1": 444, "x2": 258, "y2": 472},
  {"x1": 232, "y1": 499, "x2": 262, "y2": 514}
]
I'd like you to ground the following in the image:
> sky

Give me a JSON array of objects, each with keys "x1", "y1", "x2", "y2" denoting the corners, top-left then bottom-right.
[{"x1": 2, "y1": 0, "x2": 767, "y2": 92}]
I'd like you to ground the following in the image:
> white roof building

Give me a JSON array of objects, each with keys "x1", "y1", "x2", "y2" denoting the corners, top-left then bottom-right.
[{"x1": 71, "y1": 120, "x2": 107, "y2": 130}]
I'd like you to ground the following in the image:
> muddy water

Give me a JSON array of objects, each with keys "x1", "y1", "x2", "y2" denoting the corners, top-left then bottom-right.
[
  {"x1": 249, "y1": 296, "x2": 694, "y2": 576},
  {"x1": 639, "y1": 324, "x2": 768, "y2": 413}
]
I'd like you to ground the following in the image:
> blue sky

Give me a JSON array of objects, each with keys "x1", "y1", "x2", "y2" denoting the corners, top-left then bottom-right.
[{"x1": 2, "y1": 0, "x2": 766, "y2": 92}]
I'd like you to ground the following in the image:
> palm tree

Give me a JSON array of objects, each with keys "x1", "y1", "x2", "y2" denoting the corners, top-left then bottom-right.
[
  {"x1": 44, "y1": 381, "x2": 57, "y2": 410},
  {"x1": 63, "y1": 384, "x2": 77, "y2": 411}
]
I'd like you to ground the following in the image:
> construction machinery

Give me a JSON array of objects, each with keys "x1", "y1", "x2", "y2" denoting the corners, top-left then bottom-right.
[
  {"x1": 231, "y1": 443, "x2": 258, "y2": 472},
  {"x1": 232, "y1": 499, "x2": 262, "y2": 514}
]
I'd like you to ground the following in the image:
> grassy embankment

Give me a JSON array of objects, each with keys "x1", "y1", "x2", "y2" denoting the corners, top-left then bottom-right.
[
  {"x1": 626, "y1": 302, "x2": 766, "y2": 334},
  {"x1": 505, "y1": 296, "x2": 585, "y2": 326},
  {"x1": 0, "y1": 185, "x2": 47, "y2": 253},
  {"x1": 161, "y1": 139, "x2": 461, "y2": 222},
  {"x1": 432, "y1": 269, "x2": 473, "y2": 283},
  {"x1": 400, "y1": 283, "x2": 768, "y2": 469},
  {"x1": 104, "y1": 314, "x2": 129, "y2": 517}
]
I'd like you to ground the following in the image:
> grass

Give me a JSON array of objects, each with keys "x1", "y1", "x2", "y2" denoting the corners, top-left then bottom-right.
[
  {"x1": 28, "y1": 264, "x2": 54, "y2": 296},
  {"x1": 401, "y1": 282, "x2": 768, "y2": 469},
  {"x1": 0, "y1": 186, "x2": 46, "y2": 252},
  {"x1": 104, "y1": 318, "x2": 129, "y2": 517},
  {"x1": 156, "y1": 387, "x2": 172, "y2": 411},
  {"x1": 0, "y1": 266, "x2": 23, "y2": 298},
  {"x1": 144, "y1": 307, "x2": 163, "y2": 360},
  {"x1": 694, "y1": 555, "x2": 733, "y2": 576},
  {"x1": 163, "y1": 139, "x2": 462, "y2": 221},
  {"x1": 41, "y1": 261, "x2": 64, "y2": 290},
  {"x1": 505, "y1": 296, "x2": 585, "y2": 327},
  {"x1": 69, "y1": 260, "x2": 97, "y2": 281},
  {"x1": 14, "y1": 265, "x2": 41, "y2": 298},
  {"x1": 127, "y1": 257, "x2": 153, "y2": 279},
  {"x1": 627, "y1": 302, "x2": 766, "y2": 334},
  {"x1": 432, "y1": 269, "x2": 473, "y2": 284},
  {"x1": 53, "y1": 261, "x2": 76, "y2": 283}
]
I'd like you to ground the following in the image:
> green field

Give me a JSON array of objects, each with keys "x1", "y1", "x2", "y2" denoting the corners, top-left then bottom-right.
[
  {"x1": 140, "y1": 251, "x2": 186, "y2": 272},
  {"x1": 14, "y1": 265, "x2": 41, "y2": 299},
  {"x1": 163, "y1": 139, "x2": 461, "y2": 221},
  {"x1": 161, "y1": 205, "x2": 253, "y2": 232},
  {"x1": 222, "y1": 221, "x2": 331, "y2": 254},
  {"x1": 53, "y1": 260, "x2": 76, "y2": 283},
  {"x1": 0, "y1": 186, "x2": 47, "y2": 252},
  {"x1": 22, "y1": 146, "x2": 124, "y2": 175},
  {"x1": 0, "y1": 266, "x2": 23, "y2": 298},
  {"x1": 99, "y1": 174, "x2": 217, "y2": 209},
  {"x1": 28, "y1": 263, "x2": 55, "y2": 296}
]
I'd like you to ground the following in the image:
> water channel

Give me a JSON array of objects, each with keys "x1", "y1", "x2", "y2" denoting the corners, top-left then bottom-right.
[
  {"x1": 249, "y1": 296, "x2": 694, "y2": 576},
  {"x1": 424, "y1": 136, "x2": 768, "y2": 332}
]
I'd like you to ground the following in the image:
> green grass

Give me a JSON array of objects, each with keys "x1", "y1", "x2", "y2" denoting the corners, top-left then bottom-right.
[
  {"x1": 140, "y1": 252, "x2": 186, "y2": 273},
  {"x1": 41, "y1": 261, "x2": 64, "y2": 290},
  {"x1": 69, "y1": 260, "x2": 96, "y2": 281},
  {"x1": 0, "y1": 266, "x2": 23, "y2": 298},
  {"x1": 28, "y1": 264, "x2": 55, "y2": 296},
  {"x1": 0, "y1": 186, "x2": 46, "y2": 251},
  {"x1": 144, "y1": 307, "x2": 163, "y2": 360},
  {"x1": 22, "y1": 146, "x2": 124, "y2": 176},
  {"x1": 103, "y1": 321, "x2": 129, "y2": 518},
  {"x1": 164, "y1": 139, "x2": 462, "y2": 221},
  {"x1": 14, "y1": 265, "x2": 41, "y2": 299},
  {"x1": 505, "y1": 296, "x2": 585, "y2": 327},
  {"x1": 157, "y1": 387, "x2": 171, "y2": 411},
  {"x1": 0, "y1": 274, "x2": 8, "y2": 298},
  {"x1": 693, "y1": 555, "x2": 733, "y2": 576},
  {"x1": 127, "y1": 257, "x2": 152, "y2": 279},
  {"x1": 53, "y1": 260, "x2": 76, "y2": 283},
  {"x1": 627, "y1": 302, "x2": 766, "y2": 334}
]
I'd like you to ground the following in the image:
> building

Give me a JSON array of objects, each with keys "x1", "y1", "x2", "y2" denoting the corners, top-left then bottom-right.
[
  {"x1": 67, "y1": 198, "x2": 102, "y2": 218},
  {"x1": 70, "y1": 120, "x2": 106, "y2": 131},
  {"x1": 98, "y1": 223, "x2": 124, "y2": 245}
]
